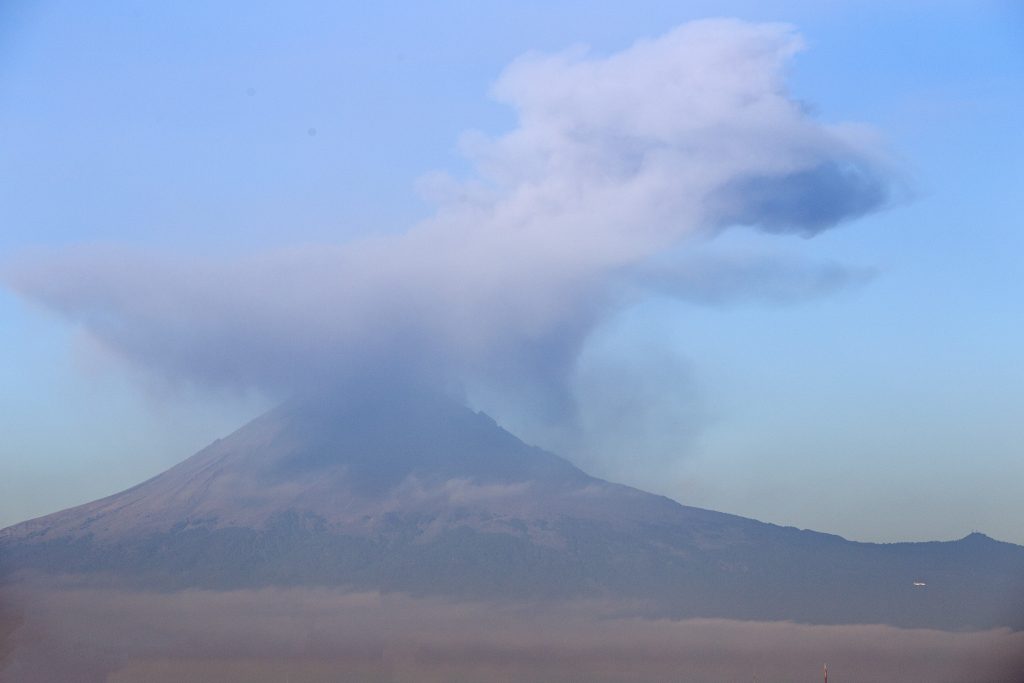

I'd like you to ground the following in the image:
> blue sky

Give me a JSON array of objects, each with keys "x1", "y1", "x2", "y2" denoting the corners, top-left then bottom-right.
[{"x1": 1, "y1": 1, "x2": 1022, "y2": 543}]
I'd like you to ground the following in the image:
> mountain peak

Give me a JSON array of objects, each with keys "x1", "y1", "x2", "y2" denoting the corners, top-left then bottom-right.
[
  {"x1": 2, "y1": 391, "x2": 1023, "y2": 631},
  {"x1": 959, "y1": 531, "x2": 995, "y2": 543},
  {"x1": 265, "y1": 385, "x2": 588, "y2": 492},
  {"x1": 0, "y1": 388, "x2": 595, "y2": 545}
]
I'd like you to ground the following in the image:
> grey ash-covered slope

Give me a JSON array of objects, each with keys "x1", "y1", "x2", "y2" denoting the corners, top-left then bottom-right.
[{"x1": 2, "y1": 388, "x2": 1022, "y2": 630}]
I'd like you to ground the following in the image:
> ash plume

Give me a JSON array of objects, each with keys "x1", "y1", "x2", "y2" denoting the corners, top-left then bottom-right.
[{"x1": 4, "y1": 20, "x2": 899, "y2": 436}]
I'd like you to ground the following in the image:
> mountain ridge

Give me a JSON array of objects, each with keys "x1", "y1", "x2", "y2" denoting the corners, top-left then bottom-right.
[{"x1": 2, "y1": 390, "x2": 1022, "y2": 630}]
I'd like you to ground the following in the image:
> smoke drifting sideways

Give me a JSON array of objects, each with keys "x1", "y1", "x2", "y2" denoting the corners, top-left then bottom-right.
[
  {"x1": 5, "y1": 21, "x2": 899, "y2": 435},
  {"x1": 2, "y1": 585, "x2": 1022, "y2": 683}
]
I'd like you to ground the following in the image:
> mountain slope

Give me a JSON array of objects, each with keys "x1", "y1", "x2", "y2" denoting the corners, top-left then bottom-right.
[{"x1": 2, "y1": 389, "x2": 1022, "y2": 630}]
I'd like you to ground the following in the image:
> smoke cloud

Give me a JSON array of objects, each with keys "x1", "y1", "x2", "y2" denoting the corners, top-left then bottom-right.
[{"x1": 5, "y1": 20, "x2": 897, "y2": 420}]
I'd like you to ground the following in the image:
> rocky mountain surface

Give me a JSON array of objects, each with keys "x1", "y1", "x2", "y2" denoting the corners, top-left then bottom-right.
[{"x1": 3, "y1": 388, "x2": 1022, "y2": 630}]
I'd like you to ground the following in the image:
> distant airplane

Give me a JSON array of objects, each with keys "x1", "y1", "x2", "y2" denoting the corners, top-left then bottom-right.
[{"x1": 913, "y1": 581, "x2": 927, "y2": 587}]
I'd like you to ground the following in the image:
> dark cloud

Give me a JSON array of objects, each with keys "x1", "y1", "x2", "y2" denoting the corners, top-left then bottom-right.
[
  {"x1": 712, "y1": 160, "x2": 893, "y2": 236},
  {"x1": 637, "y1": 252, "x2": 875, "y2": 306}
]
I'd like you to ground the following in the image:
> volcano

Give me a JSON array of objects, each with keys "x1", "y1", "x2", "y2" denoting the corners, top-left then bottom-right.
[{"x1": 2, "y1": 388, "x2": 1022, "y2": 631}]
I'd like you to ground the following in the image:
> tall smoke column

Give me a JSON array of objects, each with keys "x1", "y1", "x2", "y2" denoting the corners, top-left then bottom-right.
[{"x1": 3, "y1": 19, "x2": 899, "y2": 418}]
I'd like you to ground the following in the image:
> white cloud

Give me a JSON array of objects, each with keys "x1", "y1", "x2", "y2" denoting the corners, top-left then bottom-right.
[{"x1": 5, "y1": 20, "x2": 897, "y2": 413}]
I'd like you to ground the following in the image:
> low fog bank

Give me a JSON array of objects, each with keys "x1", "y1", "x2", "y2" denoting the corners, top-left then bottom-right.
[{"x1": 2, "y1": 583, "x2": 1022, "y2": 682}]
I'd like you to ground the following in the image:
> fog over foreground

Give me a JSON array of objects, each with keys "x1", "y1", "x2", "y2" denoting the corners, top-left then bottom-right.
[{"x1": 2, "y1": 584, "x2": 1023, "y2": 683}]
